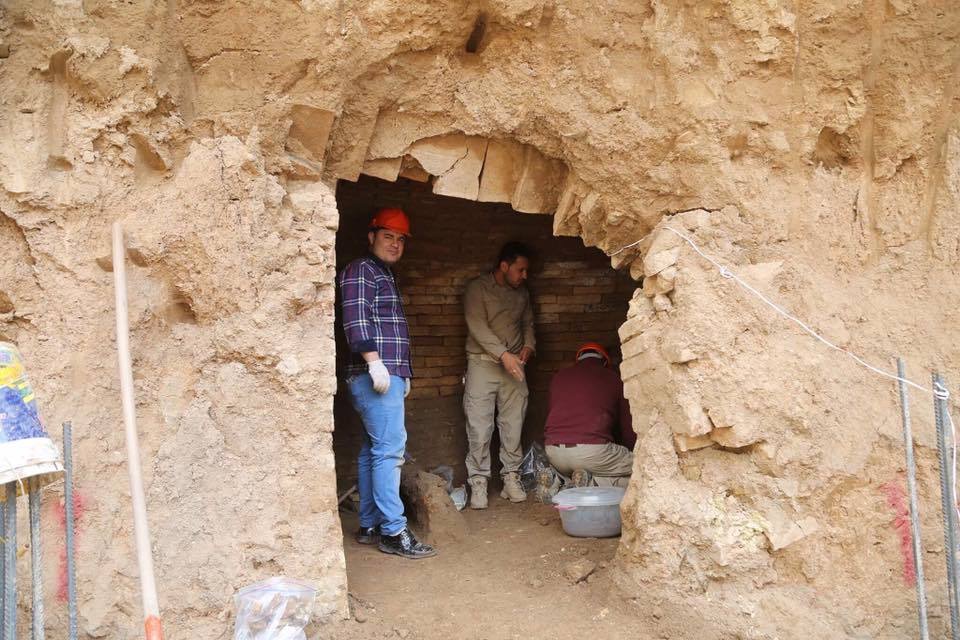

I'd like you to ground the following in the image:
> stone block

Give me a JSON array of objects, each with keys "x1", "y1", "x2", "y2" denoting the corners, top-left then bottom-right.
[
  {"x1": 287, "y1": 104, "x2": 335, "y2": 162},
  {"x1": 617, "y1": 306, "x2": 655, "y2": 343},
  {"x1": 657, "y1": 265, "x2": 677, "y2": 287},
  {"x1": 552, "y1": 177, "x2": 583, "y2": 237},
  {"x1": 643, "y1": 247, "x2": 680, "y2": 277},
  {"x1": 433, "y1": 136, "x2": 488, "y2": 200},
  {"x1": 408, "y1": 133, "x2": 469, "y2": 176},
  {"x1": 641, "y1": 228, "x2": 682, "y2": 276},
  {"x1": 678, "y1": 399, "x2": 712, "y2": 436},
  {"x1": 399, "y1": 466, "x2": 468, "y2": 546},
  {"x1": 652, "y1": 293, "x2": 672, "y2": 312},
  {"x1": 366, "y1": 110, "x2": 450, "y2": 160},
  {"x1": 673, "y1": 433, "x2": 714, "y2": 452},
  {"x1": 621, "y1": 378, "x2": 646, "y2": 408},
  {"x1": 361, "y1": 156, "x2": 402, "y2": 182},
  {"x1": 661, "y1": 339, "x2": 697, "y2": 364},
  {"x1": 399, "y1": 155, "x2": 431, "y2": 182},
  {"x1": 710, "y1": 427, "x2": 761, "y2": 449},
  {"x1": 706, "y1": 406, "x2": 762, "y2": 448},
  {"x1": 761, "y1": 507, "x2": 819, "y2": 551},
  {"x1": 324, "y1": 107, "x2": 379, "y2": 181},
  {"x1": 511, "y1": 146, "x2": 567, "y2": 214},
  {"x1": 647, "y1": 227, "x2": 682, "y2": 253},
  {"x1": 478, "y1": 138, "x2": 524, "y2": 203},
  {"x1": 620, "y1": 336, "x2": 650, "y2": 360},
  {"x1": 619, "y1": 347, "x2": 662, "y2": 382},
  {"x1": 642, "y1": 274, "x2": 669, "y2": 297}
]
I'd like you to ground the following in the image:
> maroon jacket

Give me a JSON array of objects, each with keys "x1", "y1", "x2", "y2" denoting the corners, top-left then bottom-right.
[{"x1": 543, "y1": 358, "x2": 636, "y2": 449}]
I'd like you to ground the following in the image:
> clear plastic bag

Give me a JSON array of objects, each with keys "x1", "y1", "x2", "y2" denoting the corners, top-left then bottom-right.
[
  {"x1": 234, "y1": 577, "x2": 317, "y2": 640},
  {"x1": 449, "y1": 485, "x2": 467, "y2": 510},
  {"x1": 428, "y1": 465, "x2": 455, "y2": 493},
  {"x1": 519, "y1": 441, "x2": 555, "y2": 494}
]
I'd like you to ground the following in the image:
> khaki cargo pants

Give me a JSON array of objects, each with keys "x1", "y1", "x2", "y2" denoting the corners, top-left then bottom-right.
[
  {"x1": 545, "y1": 443, "x2": 634, "y2": 488},
  {"x1": 463, "y1": 357, "x2": 528, "y2": 479}
]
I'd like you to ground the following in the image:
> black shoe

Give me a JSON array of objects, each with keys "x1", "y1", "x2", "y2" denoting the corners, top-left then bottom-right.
[
  {"x1": 378, "y1": 527, "x2": 438, "y2": 559},
  {"x1": 356, "y1": 526, "x2": 379, "y2": 545}
]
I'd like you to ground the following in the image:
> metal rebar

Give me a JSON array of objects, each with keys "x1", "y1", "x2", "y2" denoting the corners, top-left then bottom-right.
[
  {"x1": 0, "y1": 496, "x2": 6, "y2": 640},
  {"x1": 28, "y1": 477, "x2": 43, "y2": 640},
  {"x1": 898, "y1": 358, "x2": 929, "y2": 639},
  {"x1": 934, "y1": 372, "x2": 960, "y2": 640},
  {"x1": 4, "y1": 482, "x2": 16, "y2": 640},
  {"x1": 64, "y1": 422, "x2": 77, "y2": 640}
]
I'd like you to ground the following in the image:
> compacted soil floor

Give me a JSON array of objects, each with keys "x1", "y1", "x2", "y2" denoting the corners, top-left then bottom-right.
[{"x1": 314, "y1": 493, "x2": 659, "y2": 640}]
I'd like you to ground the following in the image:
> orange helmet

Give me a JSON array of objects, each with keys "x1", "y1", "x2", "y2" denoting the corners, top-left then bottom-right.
[
  {"x1": 576, "y1": 342, "x2": 610, "y2": 366},
  {"x1": 369, "y1": 207, "x2": 411, "y2": 237}
]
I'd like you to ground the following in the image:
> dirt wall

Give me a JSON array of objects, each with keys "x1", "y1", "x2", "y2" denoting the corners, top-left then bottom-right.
[{"x1": 1, "y1": 1, "x2": 960, "y2": 638}]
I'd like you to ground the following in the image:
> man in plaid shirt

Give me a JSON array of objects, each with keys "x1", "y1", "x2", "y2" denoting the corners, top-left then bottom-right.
[{"x1": 339, "y1": 207, "x2": 436, "y2": 560}]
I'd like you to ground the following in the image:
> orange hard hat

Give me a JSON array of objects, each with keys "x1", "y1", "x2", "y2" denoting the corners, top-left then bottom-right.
[
  {"x1": 369, "y1": 207, "x2": 411, "y2": 237},
  {"x1": 576, "y1": 342, "x2": 610, "y2": 365}
]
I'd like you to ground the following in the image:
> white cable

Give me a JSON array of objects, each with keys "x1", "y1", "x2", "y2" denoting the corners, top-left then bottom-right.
[
  {"x1": 655, "y1": 226, "x2": 933, "y2": 395},
  {"x1": 615, "y1": 224, "x2": 960, "y2": 516},
  {"x1": 610, "y1": 238, "x2": 643, "y2": 256}
]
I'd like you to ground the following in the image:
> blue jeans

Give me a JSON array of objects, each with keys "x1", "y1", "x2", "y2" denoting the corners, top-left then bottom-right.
[{"x1": 347, "y1": 374, "x2": 407, "y2": 536}]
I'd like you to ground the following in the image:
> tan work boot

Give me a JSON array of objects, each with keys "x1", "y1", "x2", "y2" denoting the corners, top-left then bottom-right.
[
  {"x1": 500, "y1": 471, "x2": 527, "y2": 502},
  {"x1": 469, "y1": 476, "x2": 488, "y2": 510},
  {"x1": 571, "y1": 468, "x2": 593, "y2": 488},
  {"x1": 535, "y1": 468, "x2": 560, "y2": 503}
]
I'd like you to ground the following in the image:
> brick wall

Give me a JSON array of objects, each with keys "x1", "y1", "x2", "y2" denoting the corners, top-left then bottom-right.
[{"x1": 333, "y1": 175, "x2": 636, "y2": 485}]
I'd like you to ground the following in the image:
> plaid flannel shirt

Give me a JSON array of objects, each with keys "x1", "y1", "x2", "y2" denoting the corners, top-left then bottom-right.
[{"x1": 339, "y1": 255, "x2": 413, "y2": 378}]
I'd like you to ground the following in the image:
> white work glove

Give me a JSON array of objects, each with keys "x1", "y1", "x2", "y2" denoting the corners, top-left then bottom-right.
[
  {"x1": 404, "y1": 378, "x2": 411, "y2": 398},
  {"x1": 367, "y1": 359, "x2": 391, "y2": 394}
]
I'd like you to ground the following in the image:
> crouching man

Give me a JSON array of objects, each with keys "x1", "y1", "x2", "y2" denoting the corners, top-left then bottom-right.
[
  {"x1": 339, "y1": 207, "x2": 436, "y2": 559},
  {"x1": 543, "y1": 343, "x2": 635, "y2": 488}
]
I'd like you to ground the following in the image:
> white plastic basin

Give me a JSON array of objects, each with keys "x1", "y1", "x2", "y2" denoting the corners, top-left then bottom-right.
[{"x1": 552, "y1": 487, "x2": 625, "y2": 538}]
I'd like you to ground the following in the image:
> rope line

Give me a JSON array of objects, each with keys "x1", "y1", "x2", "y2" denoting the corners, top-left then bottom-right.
[
  {"x1": 614, "y1": 224, "x2": 960, "y2": 537},
  {"x1": 631, "y1": 226, "x2": 935, "y2": 394}
]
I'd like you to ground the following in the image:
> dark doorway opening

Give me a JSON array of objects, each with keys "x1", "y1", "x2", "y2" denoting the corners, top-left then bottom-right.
[{"x1": 332, "y1": 174, "x2": 635, "y2": 495}]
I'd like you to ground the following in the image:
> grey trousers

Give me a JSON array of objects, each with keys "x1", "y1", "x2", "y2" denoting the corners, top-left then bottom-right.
[
  {"x1": 463, "y1": 358, "x2": 528, "y2": 478},
  {"x1": 545, "y1": 443, "x2": 634, "y2": 488}
]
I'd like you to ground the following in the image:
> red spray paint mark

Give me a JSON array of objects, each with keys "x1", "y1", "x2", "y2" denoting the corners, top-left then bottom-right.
[
  {"x1": 880, "y1": 480, "x2": 916, "y2": 586},
  {"x1": 56, "y1": 492, "x2": 87, "y2": 602}
]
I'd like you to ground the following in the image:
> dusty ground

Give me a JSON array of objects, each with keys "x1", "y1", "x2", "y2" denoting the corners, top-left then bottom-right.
[
  {"x1": 328, "y1": 495, "x2": 657, "y2": 640},
  {"x1": 3, "y1": 1, "x2": 960, "y2": 636}
]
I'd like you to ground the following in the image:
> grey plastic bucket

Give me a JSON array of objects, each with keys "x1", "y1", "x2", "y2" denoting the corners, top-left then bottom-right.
[{"x1": 552, "y1": 486, "x2": 625, "y2": 538}]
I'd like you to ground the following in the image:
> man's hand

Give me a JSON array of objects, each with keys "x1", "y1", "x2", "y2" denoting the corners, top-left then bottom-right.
[
  {"x1": 500, "y1": 351, "x2": 526, "y2": 383},
  {"x1": 367, "y1": 359, "x2": 391, "y2": 393},
  {"x1": 404, "y1": 378, "x2": 411, "y2": 398},
  {"x1": 518, "y1": 346, "x2": 534, "y2": 365}
]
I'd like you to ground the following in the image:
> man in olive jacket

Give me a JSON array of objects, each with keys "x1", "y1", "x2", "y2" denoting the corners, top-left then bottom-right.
[{"x1": 462, "y1": 241, "x2": 536, "y2": 509}]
